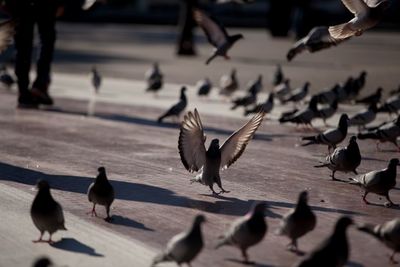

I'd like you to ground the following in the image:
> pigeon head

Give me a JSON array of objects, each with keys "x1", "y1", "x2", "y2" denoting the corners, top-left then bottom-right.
[
  {"x1": 33, "y1": 257, "x2": 53, "y2": 267},
  {"x1": 304, "y1": 82, "x2": 310, "y2": 90},
  {"x1": 359, "y1": 71, "x2": 367, "y2": 78},
  {"x1": 231, "y1": 68, "x2": 236, "y2": 76},
  {"x1": 309, "y1": 96, "x2": 318, "y2": 111},
  {"x1": 229, "y1": 34, "x2": 244, "y2": 44},
  {"x1": 251, "y1": 202, "x2": 266, "y2": 216},
  {"x1": 349, "y1": 136, "x2": 357, "y2": 144},
  {"x1": 181, "y1": 86, "x2": 187, "y2": 93},
  {"x1": 388, "y1": 158, "x2": 400, "y2": 167},
  {"x1": 37, "y1": 180, "x2": 50, "y2": 191},
  {"x1": 369, "y1": 103, "x2": 378, "y2": 113},
  {"x1": 210, "y1": 139, "x2": 220, "y2": 147},
  {"x1": 338, "y1": 114, "x2": 349, "y2": 127},
  {"x1": 336, "y1": 217, "x2": 353, "y2": 231},
  {"x1": 298, "y1": 191, "x2": 309, "y2": 204},
  {"x1": 377, "y1": 87, "x2": 383, "y2": 94},
  {"x1": 98, "y1": 166, "x2": 106, "y2": 174},
  {"x1": 257, "y1": 74, "x2": 263, "y2": 82},
  {"x1": 193, "y1": 214, "x2": 206, "y2": 226}
]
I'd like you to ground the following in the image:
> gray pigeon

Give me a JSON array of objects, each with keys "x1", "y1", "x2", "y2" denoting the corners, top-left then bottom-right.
[
  {"x1": 91, "y1": 66, "x2": 102, "y2": 93},
  {"x1": 178, "y1": 109, "x2": 265, "y2": 194},
  {"x1": 274, "y1": 79, "x2": 291, "y2": 103},
  {"x1": 315, "y1": 136, "x2": 361, "y2": 180},
  {"x1": 378, "y1": 95, "x2": 400, "y2": 115},
  {"x1": 197, "y1": 78, "x2": 212, "y2": 97},
  {"x1": 349, "y1": 158, "x2": 399, "y2": 206},
  {"x1": 145, "y1": 62, "x2": 163, "y2": 94},
  {"x1": 348, "y1": 71, "x2": 367, "y2": 100},
  {"x1": 276, "y1": 191, "x2": 316, "y2": 252},
  {"x1": 348, "y1": 103, "x2": 378, "y2": 130},
  {"x1": 273, "y1": 64, "x2": 284, "y2": 86},
  {"x1": 247, "y1": 75, "x2": 263, "y2": 95},
  {"x1": 152, "y1": 214, "x2": 205, "y2": 267},
  {"x1": 244, "y1": 93, "x2": 274, "y2": 116},
  {"x1": 219, "y1": 68, "x2": 239, "y2": 97},
  {"x1": 31, "y1": 180, "x2": 66, "y2": 243},
  {"x1": 158, "y1": 87, "x2": 188, "y2": 123},
  {"x1": 316, "y1": 100, "x2": 338, "y2": 126},
  {"x1": 87, "y1": 166, "x2": 115, "y2": 222},
  {"x1": 293, "y1": 217, "x2": 353, "y2": 267},
  {"x1": 301, "y1": 114, "x2": 349, "y2": 151},
  {"x1": 284, "y1": 82, "x2": 310, "y2": 104},
  {"x1": 193, "y1": 8, "x2": 243, "y2": 65},
  {"x1": 358, "y1": 218, "x2": 400, "y2": 264},
  {"x1": 279, "y1": 97, "x2": 319, "y2": 127},
  {"x1": 215, "y1": 202, "x2": 267, "y2": 264},
  {"x1": 314, "y1": 84, "x2": 340, "y2": 105},
  {"x1": 357, "y1": 116, "x2": 400, "y2": 151},
  {"x1": 231, "y1": 90, "x2": 257, "y2": 110},
  {"x1": 356, "y1": 87, "x2": 383, "y2": 106}
]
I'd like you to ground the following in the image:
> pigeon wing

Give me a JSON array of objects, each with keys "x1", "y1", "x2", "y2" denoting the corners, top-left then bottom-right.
[
  {"x1": 220, "y1": 110, "x2": 265, "y2": 169},
  {"x1": 193, "y1": 8, "x2": 228, "y2": 48},
  {"x1": 341, "y1": 0, "x2": 369, "y2": 14},
  {"x1": 178, "y1": 109, "x2": 207, "y2": 172}
]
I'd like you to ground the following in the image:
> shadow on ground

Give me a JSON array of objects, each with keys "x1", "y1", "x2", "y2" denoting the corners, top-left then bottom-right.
[{"x1": 51, "y1": 237, "x2": 103, "y2": 257}]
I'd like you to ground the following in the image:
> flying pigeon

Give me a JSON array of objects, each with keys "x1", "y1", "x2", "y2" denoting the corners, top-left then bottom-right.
[
  {"x1": 328, "y1": 0, "x2": 389, "y2": 40},
  {"x1": 197, "y1": 78, "x2": 212, "y2": 97},
  {"x1": 219, "y1": 68, "x2": 239, "y2": 97},
  {"x1": 358, "y1": 218, "x2": 400, "y2": 264},
  {"x1": 356, "y1": 87, "x2": 382, "y2": 106},
  {"x1": 87, "y1": 167, "x2": 115, "y2": 222},
  {"x1": 0, "y1": 20, "x2": 15, "y2": 55},
  {"x1": 276, "y1": 191, "x2": 316, "y2": 252},
  {"x1": 158, "y1": 86, "x2": 188, "y2": 123},
  {"x1": 193, "y1": 8, "x2": 243, "y2": 64},
  {"x1": 31, "y1": 180, "x2": 66, "y2": 243},
  {"x1": 274, "y1": 79, "x2": 291, "y2": 103},
  {"x1": 348, "y1": 103, "x2": 378, "y2": 130},
  {"x1": 314, "y1": 84, "x2": 340, "y2": 105},
  {"x1": 0, "y1": 65, "x2": 15, "y2": 89},
  {"x1": 145, "y1": 62, "x2": 163, "y2": 94},
  {"x1": 314, "y1": 136, "x2": 361, "y2": 180},
  {"x1": 316, "y1": 100, "x2": 338, "y2": 126},
  {"x1": 246, "y1": 75, "x2": 263, "y2": 95},
  {"x1": 293, "y1": 217, "x2": 353, "y2": 267},
  {"x1": 284, "y1": 82, "x2": 310, "y2": 104},
  {"x1": 216, "y1": 202, "x2": 267, "y2": 264},
  {"x1": 279, "y1": 97, "x2": 319, "y2": 127},
  {"x1": 244, "y1": 93, "x2": 274, "y2": 116},
  {"x1": 273, "y1": 65, "x2": 284, "y2": 86},
  {"x1": 90, "y1": 66, "x2": 102, "y2": 93},
  {"x1": 349, "y1": 158, "x2": 399, "y2": 206},
  {"x1": 231, "y1": 90, "x2": 257, "y2": 110},
  {"x1": 152, "y1": 214, "x2": 205, "y2": 267},
  {"x1": 301, "y1": 114, "x2": 349, "y2": 151},
  {"x1": 178, "y1": 109, "x2": 265, "y2": 194}
]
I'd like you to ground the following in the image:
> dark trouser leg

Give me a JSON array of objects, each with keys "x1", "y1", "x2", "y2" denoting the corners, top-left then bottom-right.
[{"x1": 176, "y1": 0, "x2": 197, "y2": 56}]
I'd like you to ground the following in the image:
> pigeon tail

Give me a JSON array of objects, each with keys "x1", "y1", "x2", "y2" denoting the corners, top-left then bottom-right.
[
  {"x1": 151, "y1": 252, "x2": 171, "y2": 267},
  {"x1": 157, "y1": 115, "x2": 166, "y2": 123},
  {"x1": 357, "y1": 224, "x2": 380, "y2": 239},
  {"x1": 314, "y1": 163, "x2": 329, "y2": 168},
  {"x1": 286, "y1": 48, "x2": 296, "y2": 61},
  {"x1": 206, "y1": 53, "x2": 218, "y2": 65},
  {"x1": 348, "y1": 177, "x2": 362, "y2": 185}
]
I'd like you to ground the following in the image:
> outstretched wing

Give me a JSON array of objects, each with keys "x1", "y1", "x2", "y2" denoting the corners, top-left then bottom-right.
[
  {"x1": 0, "y1": 20, "x2": 15, "y2": 54},
  {"x1": 220, "y1": 110, "x2": 265, "y2": 169},
  {"x1": 193, "y1": 8, "x2": 228, "y2": 48},
  {"x1": 341, "y1": 0, "x2": 369, "y2": 14},
  {"x1": 178, "y1": 109, "x2": 207, "y2": 172}
]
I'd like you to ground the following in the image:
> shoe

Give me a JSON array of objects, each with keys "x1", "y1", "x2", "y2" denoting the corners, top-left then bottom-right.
[
  {"x1": 31, "y1": 87, "x2": 54, "y2": 105},
  {"x1": 17, "y1": 94, "x2": 39, "y2": 109}
]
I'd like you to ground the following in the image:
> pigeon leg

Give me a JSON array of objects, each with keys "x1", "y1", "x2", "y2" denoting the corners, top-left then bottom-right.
[
  {"x1": 215, "y1": 176, "x2": 230, "y2": 194},
  {"x1": 330, "y1": 170, "x2": 337, "y2": 181},
  {"x1": 287, "y1": 239, "x2": 298, "y2": 252},
  {"x1": 32, "y1": 232, "x2": 44, "y2": 243},
  {"x1": 86, "y1": 203, "x2": 97, "y2": 217},
  {"x1": 241, "y1": 248, "x2": 249, "y2": 263},
  {"x1": 105, "y1": 205, "x2": 112, "y2": 222},
  {"x1": 47, "y1": 234, "x2": 54, "y2": 244},
  {"x1": 362, "y1": 192, "x2": 370, "y2": 205},
  {"x1": 209, "y1": 185, "x2": 219, "y2": 195},
  {"x1": 390, "y1": 251, "x2": 398, "y2": 264}
]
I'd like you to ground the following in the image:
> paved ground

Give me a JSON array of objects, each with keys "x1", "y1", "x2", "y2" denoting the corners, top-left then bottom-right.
[{"x1": 1, "y1": 24, "x2": 400, "y2": 267}]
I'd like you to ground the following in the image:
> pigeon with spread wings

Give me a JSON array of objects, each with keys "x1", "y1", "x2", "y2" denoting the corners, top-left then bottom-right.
[
  {"x1": 193, "y1": 8, "x2": 243, "y2": 65},
  {"x1": 178, "y1": 109, "x2": 265, "y2": 194}
]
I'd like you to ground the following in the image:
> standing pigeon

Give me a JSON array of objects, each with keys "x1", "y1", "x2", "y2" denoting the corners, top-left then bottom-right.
[
  {"x1": 348, "y1": 103, "x2": 378, "y2": 130},
  {"x1": 178, "y1": 109, "x2": 265, "y2": 194},
  {"x1": 328, "y1": 0, "x2": 389, "y2": 40},
  {"x1": 358, "y1": 218, "x2": 400, "y2": 264},
  {"x1": 197, "y1": 78, "x2": 212, "y2": 97},
  {"x1": 314, "y1": 136, "x2": 361, "y2": 180},
  {"x1": 31, "y1": 180, "x2": 66, "y2": 243},
  {"x1": 216, "y1": 202, "x2": 267, "y2": 263},
  {"x1": 87, "y1": 167, "x2": 115, "y2": 222},
  {"x1": 273, "y1": 64, "x2": 284, "y2": 86},
  {"x1": 349, "y1": 158, "x2": 399, "y2": 206},
  {"x1": 284, "y1": 82, "x2": 310, "y2": 104},
  {"x1": 276, "y1": 191, "x2": 316, "y2": 252},
  {"x1": 274, "y1": 79, "x2": 291, "y2": 103},
  {"x1": 287, "y1": 26, "x2": 347, "y2": 61},
  {"x1": 0, "y1": 20, "x2": 15, "y2": 55},
  {"x1": 293, "y1": 217, "x2": 353, "y2": 267},
  {"x1": 246, "y1": 75, "x2": 263, "y2": 95},
  {"x1": 356, "y1": 87, "x2": 383, "y2": 106},
  {"x1": 316, "y1": 100, "x2": 339, "y2": 126},
  {"x1": 90, "y1": 66, "x2": 102, "y2": 93},
  {"x1": 193, "y1": 8, "x2": 243, "y2": 65},
  {"x1": 279, "y1": 97, "x2": 319, "y2": 127},
  {"x1": 219, "y1": 68, "x2": 239, "y2": 97},
  {"x1": 158, "y1": 87, "x2": 188, "y2": 123},
  {"x1": 244, "y1": 93, "x2": 274, "y2": 116},
  {"x1": 378, "y1": 95, "x2": 400, "y2": 115},
  {"x1": 314, "y1": 84, "x2": 340, "y2": 105},
  {"x1": 152, "y1": 215, "x2": 205, "y2": 266},
  {"x1": 301, "y1": 114, "x2": 349, "y2": 151},
  {"x1": 0, "y1": 65, "x2": 15, "y2": 89},
  {"x1": 231, "y1": 90, "x2": 257, "y2": 110},
  {"x1": 145, "y1": 62, "x2": 163, "y2": 94}
]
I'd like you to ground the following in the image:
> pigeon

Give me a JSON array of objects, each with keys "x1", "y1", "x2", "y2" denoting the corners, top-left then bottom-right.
[
  {"x1": 90, "y1": 66, "x2": 102, "y2": 93},
  {"x1": 197, "y1": 78, "x2": 212, "y2": 97},
  {"x1": 316, "y1": 100, "x2": 339, "y2": 126},
  {"x1": 31, "y1": 180, "x2": 66, "y2": 243},
  {"x1": 152, "y1": 214, "x2": 205, "y2": 267},
  {"x1": 244, "y1": 93, "x2": 274, "y2": 116},
  {"x1": 337, "y1": 77, "x2": 354, "y2": 103},
  {"x1": 349, "y1": 158, "x2": 399, "y2": 206},
  {"x1": 32, "y1": 257, "x2": 53, "y2": 267},
  {"x1": 178, "y1": 109, "x2": 265, "y2": 194},
  {"x1": 273, "y1": 64, "x2": 284, "y2": 86},
  {"x1": 279, "y1": 97, "x2": 319, "y2": 127},
  {"x1": 145, "y1": 62, "x2": 163, "y2": 94},
  {"x1": 219, "y1": 68, "x2": 239, "y2": 97},
  {"x1": 87, "y1": 167, "x2": 115, "y2": 222},
  {"x1": 314, "y1": 84, "x2": 340, "y2": 105},
  {"x1": 378, "y1": 95, "x2": 400, "y2": 115},
  {"x1": 287, "y1": 26, "x2": 347, "y2": 61},
  {"x1": 231, "y1": 90, "x2": 257, "y2": 110},
  {"x1": 276, "y1": 191, "x2": 316, "y2": 252},
  {"x1": 284, "y1": 82, "x2": 310, "y2": 104},
  {"x1": 0, "y1": 19, "x2": 15, "y2": 55},
  {"x1": 348, "y1": 103, "x2": 378, "y2": 130},
  {"x1": 356, "y1": 87, "x2": 382, "y2": 106},
  {"x1": 0, "y1": 65, "x2": 15, "y2": 89},
  {"x1": 216, "y1": 202, "x2": 267, "y2": 264},
  {"x1": 293, "y1": 217, "x2": 353, "y2": 267},
  {"x1": 357, "y1": 116, "x2": 400, "y2": 151},
  {"x1": 193, "y1": 8, "x2": 243, "y2": 65},
  {"x1": 301, "y1": 114, "x2": 349, "y2": 151},
  {"x1": 349, "y1": 71, "x2": 367, "y2": 99},
  {"x1": 158, "y1": 86, "x2": 188, "y2": 123},
  {"x1": 358, "y1": 218, "x2": 400, "y2": 264},
  {"x1": 246, "y1": 75, "x2": 263, "y2": 95},
  {"x1": 274, "y1": 79, "x2": 292, "y2": 103},
  {"x1": 314, "y1": 136, "x2": 361, "y2": 180},
  {"x1": 328, "y1": 0, "x2": 389, "y2": 40}
]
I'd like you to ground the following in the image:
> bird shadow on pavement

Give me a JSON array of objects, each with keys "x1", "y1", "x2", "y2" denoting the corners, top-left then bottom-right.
[
  {"x1": 224, "y1": 258, "x2": 275, "y2": 267},
  {"x1": 50, "y1": 237, "x2": 103, "y2": 257},
  {"x1": 110, "y1": 215, "x2": 154, "y2": 231},
  {"x1": 361, "y1": 157, "x2": 387, "y2": 162}
]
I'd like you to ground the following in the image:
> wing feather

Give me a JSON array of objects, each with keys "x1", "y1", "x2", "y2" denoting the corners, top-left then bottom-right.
[
  {"x1": 341, "y1": 0, "x2": 369, "y2": 14},
  {"x1": 193, "y1": 8, "x2": 228, "y2": 48}
]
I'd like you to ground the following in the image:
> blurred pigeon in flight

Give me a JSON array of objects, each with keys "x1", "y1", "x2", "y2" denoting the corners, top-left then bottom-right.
[
  {"x1": 197, "y1": 78, "x2": 212, "y2": 97},
  {"x1": 178, "y1": 109, "x2": 265, "y2": 194},
  {"x1": 276, "y1": 191, "x2": 316, "y2": 252},
  {"x1": 231, "y1": 90, "x2": 257, "y2": 110},
  {"x1": 0, "y1": 65, "x2": 15, "y2": 89},
  {"x1": 246, "y1": 75, "x2": 263, "y2": 95},
  {"x1": 31, "y1": 180, "x2": 66, "y2": 243},
  {"x1": 329, "y1": 0, "x2": 389, "y2": 40},
  {"x1": 152, "y1": 215, "x2": 205, "y2": 267},
  {"x1": 293, "y1": 217, "x2": 353, "y2": 267},
  {"x1": 349, "y1": 158, "x2": 399, "y2": 206},
  {"x1": 87, "y1": 167, "x2": 115, "y2": 222},
  {"x1": 216, "y1": 202, "x2": 267, "y2": 264},
  {"x1": 158, "y1": 86, "x2": 187, "y2": 123},
  {"x1": 193, "y1": 8, "x2": 243, "y2": 64},
  {"x1": 219, "y1": 68, "x2": 239, "y2": 97},
  {"x1": 244, "y1": 93, "x2": 274, "y2": 116},
  {"x1": 315, "y1": 136, "x2": 361, "y2": 180},
  {"x1": 356, "y1": 87, "x2": 383, "y2": 106},
  {"x1": 145, "y1": 62, "x2": 163, "y2": 94},
  {"x1": 273, "y1": 64, "x2": 284, "y2": 86}
]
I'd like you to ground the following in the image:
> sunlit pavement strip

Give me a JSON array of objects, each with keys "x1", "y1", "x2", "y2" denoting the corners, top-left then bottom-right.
[{"x1": 0, "y1": 183, "x2": 173, "y2": 267}]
